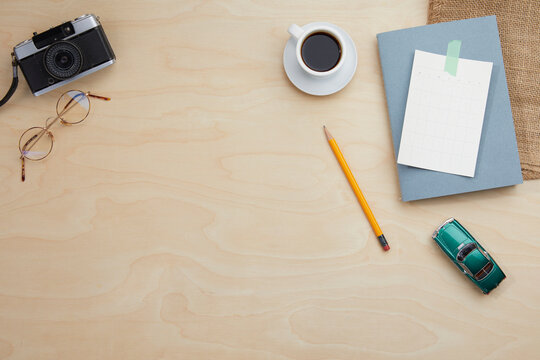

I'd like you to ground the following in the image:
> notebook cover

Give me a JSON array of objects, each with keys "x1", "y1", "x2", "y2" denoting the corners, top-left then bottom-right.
[{"x1": 377, "y1": 16, "x2": 523, "y2": 201}]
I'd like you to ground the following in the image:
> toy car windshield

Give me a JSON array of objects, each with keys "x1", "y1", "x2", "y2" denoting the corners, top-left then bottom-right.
[{"x1": 457, "y1": 243, "x2": 476, "y2": 261}]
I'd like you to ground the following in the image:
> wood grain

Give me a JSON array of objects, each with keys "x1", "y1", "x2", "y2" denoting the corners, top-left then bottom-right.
[{"x1": 0, "y1": 1, "x2": 539, "y2": 359}]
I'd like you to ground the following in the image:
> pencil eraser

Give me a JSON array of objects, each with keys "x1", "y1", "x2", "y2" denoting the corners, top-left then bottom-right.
[{"x1": 383, "y1": 245, "x2": 390, "y2": 251}]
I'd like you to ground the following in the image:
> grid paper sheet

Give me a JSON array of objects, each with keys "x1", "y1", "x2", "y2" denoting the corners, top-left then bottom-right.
[{"x1": 397, "y1": 50, "x2": 493, "y2": 177}]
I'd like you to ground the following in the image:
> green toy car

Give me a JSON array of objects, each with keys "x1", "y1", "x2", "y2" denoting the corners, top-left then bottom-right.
[{"x1": 432, "y1": 218, "x2": 506, "y2": 294}]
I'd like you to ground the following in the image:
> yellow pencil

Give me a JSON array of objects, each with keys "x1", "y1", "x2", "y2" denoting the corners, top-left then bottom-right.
[{"x1": 324, "y1": 126, "x2": 390, "y2": 251}]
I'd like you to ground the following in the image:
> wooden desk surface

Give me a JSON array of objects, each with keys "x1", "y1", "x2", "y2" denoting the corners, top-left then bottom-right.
[{"x1": 0, "y1": 1, "x2": 539, "y2": 359}]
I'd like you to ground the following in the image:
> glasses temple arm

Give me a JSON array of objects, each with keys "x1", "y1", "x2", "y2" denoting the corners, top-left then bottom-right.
[
  {"x1": 21, "y1": 157, "x2": 25, "y2": 181},
  {"x1": 60, "y1": 97, "x2": 76, "y2": 113},
  {"x1": 20, "y1": 134, "x2": 39, "y2": 158},
  {"x1": 20, "y1": 134, "x2": 38, "y2": 182},
  {"x1": 87, "y1": 93, "x2": 111, "y2": 101}
]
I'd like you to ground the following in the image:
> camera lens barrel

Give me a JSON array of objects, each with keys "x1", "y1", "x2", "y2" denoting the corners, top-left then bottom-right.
[{"x1": 43, "y1": 41, "x2": 82, "y2": 79}]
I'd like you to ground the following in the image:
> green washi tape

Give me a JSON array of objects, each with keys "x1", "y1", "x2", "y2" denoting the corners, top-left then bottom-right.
[{"x1": 444, "y1": 40, "x2": 462, "y2": 76}]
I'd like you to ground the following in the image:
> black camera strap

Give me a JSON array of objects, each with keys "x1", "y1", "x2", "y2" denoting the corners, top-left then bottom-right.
[{"x1": 0, "y1": 53, "x2": 19, "y2": 108}]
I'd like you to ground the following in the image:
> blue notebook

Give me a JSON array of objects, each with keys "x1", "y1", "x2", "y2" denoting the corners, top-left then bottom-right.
[{"x1": 377, "y1": 16, "x2": 522, "y2": 201}]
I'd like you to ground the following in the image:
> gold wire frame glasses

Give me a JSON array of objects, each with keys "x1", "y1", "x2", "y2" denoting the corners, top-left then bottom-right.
[{"x1": 18, "y1": 90, "x2": 110, "y2": 182}]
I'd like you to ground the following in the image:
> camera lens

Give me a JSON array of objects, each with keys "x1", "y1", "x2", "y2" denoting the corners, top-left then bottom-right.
[
  {"x1": 54, "y1": 50, "x2": 74, "y2": 69},
  {"x1": 44, "y1": 41, "x2": 82, "y2": 79}
]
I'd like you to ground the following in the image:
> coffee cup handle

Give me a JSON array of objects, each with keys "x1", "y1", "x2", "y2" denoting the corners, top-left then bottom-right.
[{"x1": 288, "y1": 24, "x2": 304, "y2": 41}]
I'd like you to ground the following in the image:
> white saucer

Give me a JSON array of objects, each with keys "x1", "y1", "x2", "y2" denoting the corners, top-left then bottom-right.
[{"x1": 283, "y1": 22, "x2": 357, "y2": 96}]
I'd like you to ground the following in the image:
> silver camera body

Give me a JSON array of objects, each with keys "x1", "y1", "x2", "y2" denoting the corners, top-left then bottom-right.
[{"x1": 13, "y1": 14, "x2": 116, "y2": 96}]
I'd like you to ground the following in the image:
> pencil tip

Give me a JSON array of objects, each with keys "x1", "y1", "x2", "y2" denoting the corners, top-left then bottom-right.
[{"x1": 323, "y1": 125, "x2": 333, "y2": 140}]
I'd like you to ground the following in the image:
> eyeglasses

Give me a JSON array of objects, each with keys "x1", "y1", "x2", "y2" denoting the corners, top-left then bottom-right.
[{"x1": 19, "y1": 90, "x2": 110, "y2": 182}]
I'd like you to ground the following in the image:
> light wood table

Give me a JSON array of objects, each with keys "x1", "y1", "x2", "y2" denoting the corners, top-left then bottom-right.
[{"x1": 0, "y1": 1, "x2": 539, "y2": 359}]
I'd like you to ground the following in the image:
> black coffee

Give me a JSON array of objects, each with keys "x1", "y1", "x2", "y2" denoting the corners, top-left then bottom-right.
[{"x1": 301, "y1": 32, "x2": 341, "y2": 72}]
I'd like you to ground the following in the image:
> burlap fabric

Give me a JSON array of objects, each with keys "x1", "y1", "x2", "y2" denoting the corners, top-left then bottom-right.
[{"x1": 428, "y1": 0, "x2": 540, "y2": 180}]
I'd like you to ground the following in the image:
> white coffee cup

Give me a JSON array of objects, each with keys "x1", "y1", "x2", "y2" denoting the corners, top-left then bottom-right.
[{"x1": 287, "y1": 23, "x2": 346, "y2": 78}]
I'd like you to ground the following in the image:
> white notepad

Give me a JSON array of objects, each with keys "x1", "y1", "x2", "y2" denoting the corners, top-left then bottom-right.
[{"x1": 397, "y1": 50, "x2": 493, "y2": 177}]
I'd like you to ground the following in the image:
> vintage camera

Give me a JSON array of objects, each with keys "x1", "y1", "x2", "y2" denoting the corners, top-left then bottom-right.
[{"x1": 13, "y1": 14, "x2": 115, "y2": 96}]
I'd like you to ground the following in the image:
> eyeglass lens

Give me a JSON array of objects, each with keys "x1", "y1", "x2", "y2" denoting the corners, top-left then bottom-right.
[
  {"x1": 19, "y1": 125, "x2": 53, "y2": 160},
  {"x1": 56, "y1": 90, "x2": 90, "y2": 124}
]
